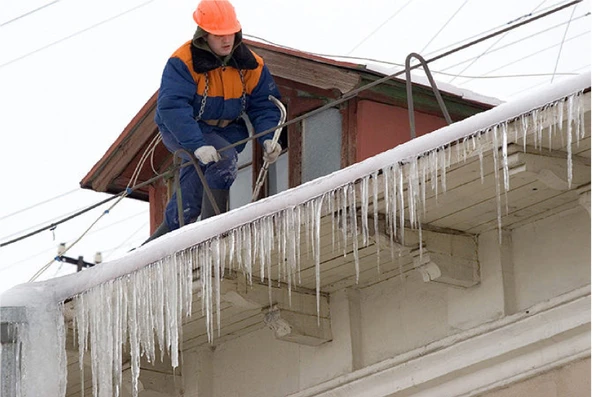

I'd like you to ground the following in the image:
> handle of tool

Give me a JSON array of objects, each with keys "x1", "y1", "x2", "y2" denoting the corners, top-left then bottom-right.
[{"x1": 251, "y1": 96, "x2": 286, "y2": 202}]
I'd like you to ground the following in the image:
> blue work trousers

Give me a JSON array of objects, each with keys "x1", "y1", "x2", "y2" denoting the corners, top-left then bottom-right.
[{"x1": 164, "y1": 132, "x2": 238, "y2": 231}]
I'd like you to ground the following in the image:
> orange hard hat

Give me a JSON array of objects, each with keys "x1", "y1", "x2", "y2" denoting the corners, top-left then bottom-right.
[{"x1": 193, "y1": 0, "x2": 241, "y2": 35}]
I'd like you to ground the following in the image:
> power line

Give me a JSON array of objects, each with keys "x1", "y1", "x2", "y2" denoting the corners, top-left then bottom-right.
[
  {"x1": 551, "y1": 4, "x2": 578, "y2": 82},
  {"x1": 457, "y1": 30, "x2": 589, "y2": 85},
  {"x1": 2, "y1": 0, "x2": 583, "y2": 252},
  {"x1": 508, "y1": 63, "x2": 589, "y2": 97},
  {"x1": 0, "y1": 0, "x2": 158, "y2": 69},
  {"x1": 448, "y1": 0, "x2": 566, "y2": 83},
  {"x1": 423, "y1": 0, "x2": 575, "y2": 58},
  {"x1": 439, "y1": 12, "x2": 590, "y2": 73},
  {"x1": 420, "y1": 0, "x2": 471, "y2": 54},
  {"x1": 0, "y1": 199, "x2": 111, "y2": 242},
  {"x1": 0, "y1": 1, "x2": 61, "y2": 28},
  {"x1": 216, "y1": 0, "x2": 585, "y2": 154},
  {"x1": 245, "y1": 8, "x2": 590, "y2": 83},
  {"x1": 345, "y1": 0, "x2": 417, "y2": 55},
  {"x1": 102, "y1": 222, "x2": 149, "y2": 261},
  {"x1": 0, "y1": 188, "x2": 80, "y2": 222},
  {"x1": 0, "y1": 212, "x2": 147, "y2": 273}
]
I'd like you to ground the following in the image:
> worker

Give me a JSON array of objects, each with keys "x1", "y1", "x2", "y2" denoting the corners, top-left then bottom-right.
[{"x1": 145, "y1": 0, "x2": 283, "y2": 243}]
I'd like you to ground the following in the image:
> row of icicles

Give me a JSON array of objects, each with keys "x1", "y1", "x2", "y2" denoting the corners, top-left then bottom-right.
[{"x1": 72, "y1": 91, "x2": 585, "y2": 397}]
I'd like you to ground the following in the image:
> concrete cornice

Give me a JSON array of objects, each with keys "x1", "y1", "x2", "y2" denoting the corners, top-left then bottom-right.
[{"x1": 290, "y1": 285, "x2": 591, "y2": 397}]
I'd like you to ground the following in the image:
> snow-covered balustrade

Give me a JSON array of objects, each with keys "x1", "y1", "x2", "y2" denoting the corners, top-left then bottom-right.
[{"x1": 0, "y1": 71, "x2": 590, "y2": 397}]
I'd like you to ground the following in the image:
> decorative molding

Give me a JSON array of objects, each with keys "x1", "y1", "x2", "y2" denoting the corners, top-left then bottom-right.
[
  {"x1": 263, "y1": 306, "x2": 332, "y2": 346},
  {"x1": 289, "y1": 285, "x2": 590, "y2": 397}
]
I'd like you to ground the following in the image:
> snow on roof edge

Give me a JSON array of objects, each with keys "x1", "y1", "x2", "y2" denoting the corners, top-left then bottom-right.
[{"x1": 1, "y1": 71, "x2": 590, "y2": 307}]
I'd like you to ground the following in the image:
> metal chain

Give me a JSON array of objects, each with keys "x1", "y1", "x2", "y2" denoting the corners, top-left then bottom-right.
[
  {"x1": 195, "y1": 72, "x2": 210, "y2": 121},
  {"x1": 238, "y1": 69, "x2": 247, "y2": 118},
  {"x1": 195, "y1": 70, "x2": 247, "y2": 122}
]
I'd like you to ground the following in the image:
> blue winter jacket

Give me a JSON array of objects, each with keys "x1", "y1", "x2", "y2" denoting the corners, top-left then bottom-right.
[{"x1": 154, "y1": 36, "x2": 281, "y2": 155}]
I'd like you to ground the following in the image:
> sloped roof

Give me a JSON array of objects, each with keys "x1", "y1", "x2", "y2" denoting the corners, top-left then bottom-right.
[{"x1": 80, "y1": 39, "x2": 498, "y2": 197}]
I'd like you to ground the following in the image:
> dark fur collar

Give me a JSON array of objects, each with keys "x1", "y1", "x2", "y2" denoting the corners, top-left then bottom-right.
[{"x1": 191, "y1": 42, "x2": 258, "y2": 73}]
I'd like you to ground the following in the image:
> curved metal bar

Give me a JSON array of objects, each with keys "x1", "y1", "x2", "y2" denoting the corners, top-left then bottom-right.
[
  {"x1": 171, "y1": 156, "x2": 186, "y2": 228},
  {"x1": 405, "y1": 52, "x2": 453, "y2": 140},
  {"x1": 173, "y1": 148, "x2": 221, "y2": 220},
  {"x1": 252, "y1": 96, "x2": 287, "y2": 202}
]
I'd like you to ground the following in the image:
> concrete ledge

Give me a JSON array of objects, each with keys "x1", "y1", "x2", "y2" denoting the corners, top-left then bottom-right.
[{"x1": 289, "y1": 285, "x2": 591, "y2": 397}]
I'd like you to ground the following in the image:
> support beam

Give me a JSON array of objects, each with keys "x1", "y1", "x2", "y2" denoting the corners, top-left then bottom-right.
[
  {"x1": 263, "y1": 306, "x2": 332, "y2": 346},
  {"x1": 507, "y1": 151, "x2": 591, "y2": 191},
  {"x1": 577, "y1": 184, "x2": 591, "y2": 216},
  {"x1": 200, "y1": 273, "x2": 332, "y2": 347},
  {"x1": 367, "y1": 218, "x2": 480, "y2": 288}
]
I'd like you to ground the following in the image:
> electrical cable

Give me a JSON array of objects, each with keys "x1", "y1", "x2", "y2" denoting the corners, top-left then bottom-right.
[
  {"x1": 0, "y1": 0, "x2": 158, "y2": 69},
  {"x1": 551, "y1": 4, "x2": 578, "y2": 82},
  {"x1": 217, "y1": 0, "x2": 584, "y2": 154},
  {"x1": 447, "y1": 0, "x2": 570, "y2": 84},
  {"x1": 0, "y1": 1, "x2": 61, "y2": 28},
  {"x1": 420, "y1": 0, "x2": 471, "y2": 54},
  {"x1": 102, "y1": 222, "x2": 149, "y2": 261},
  {"x1": 508, "y1": 63, "x2": 589, "y2": 97},
  {"x1": 422, "y1": 0, "x2": 575, "y2": 58},
  {"x1": 457, "y1": 30, "x2": 589, "y2": 86},
  {"x1": 439, "y1": 12, "x2": 590, "y2": 73},
  {"x1": 0, "y1": 211, "x2": 147, "y2": 273},
  {"x1": 245, "y1": 9, "x2": 588, "y2": 80},
  {"x1": 0, "y1": 188, "x2": 79, "y2": 221},
  {"x1": 345, "y1": 0, "x2": 417, "y2": 55},
  {"x1": 28, "y1": 130, "x2": 163, "y2": 281},
  {"x1": 3, "y1": 0, "x2": 582, "y2": 254}
]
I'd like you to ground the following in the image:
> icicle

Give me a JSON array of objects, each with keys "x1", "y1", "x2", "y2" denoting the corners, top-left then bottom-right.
[
  {"x1": 477, "y1": 132, "x2": 485, "y2": 183},
  {"x1": 348, "y1": 183, "x2": 360, "y2": 283},
  {"x1": 501, "y1": 122, "x2": 510, "y2": 213},
  {"x1": 566, "y1": 94, "x2": 575, "y2": 189},
  {"x1": 313, "y1": 196, "x2": 324, "y2": 321},
  {"x1": 341, "y1": 185, "x2": 349, "y2": 258},
  {"x1": 419, "y1": 156, "x2": 427, "y2": 218},
  {"x1": 330, "y1": 189, "x2": 337, "y2": 255},
  {"x1": 360, "y1": 176, "x2": 370, "y2": 247},
  {"x1": 390, "y1": 164, "x2": 399, "y2": 256},
  {"x1": 382, "y1": 166, "x2": 393, "y2": 255},
  {"x1": 371, "y1": 171, "x2": 381, "y2": 271},
  {"x1": 398, "y1": 163, "x2": 405, "y2": 246},
  {"x1": 491, "y1": 125, "x2": 503, "y2": 244},
  {"x1": 407, "y1": 159, "x2": 419, "y2": 229},
  {"x1": 440, "y1": 145, "x2": 447, "y2": 194}
]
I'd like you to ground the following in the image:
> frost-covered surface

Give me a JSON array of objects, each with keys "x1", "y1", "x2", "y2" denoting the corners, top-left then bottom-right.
[
  {"x1": 0, "y1": 71, "x2": 590, "y2": 397},
  {"x1": 0, "y1": 286, "x2": 66, "y2": 397}
]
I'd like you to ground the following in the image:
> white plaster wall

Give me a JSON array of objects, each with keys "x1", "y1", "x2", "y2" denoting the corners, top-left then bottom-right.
[
  {"x1": 359, "y1": 271, "x2": 450, "y2": 367},
  {"x1": 482, "y1": 357, "x2": 590, "y2": 397},
  {"x1": 511, "y1": 207, "x2": 590, "y2": 311},
  {"x1": 209, "y1": 289, "x2": 353, "y2": 397},
  {"x1": 181, "y1": 207, "x2": 591, "y2": 397}
]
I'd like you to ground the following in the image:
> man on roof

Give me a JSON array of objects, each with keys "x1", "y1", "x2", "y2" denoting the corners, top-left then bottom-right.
[{"x1": 146, "y1": 0, "x2": 283, "y2": 243}]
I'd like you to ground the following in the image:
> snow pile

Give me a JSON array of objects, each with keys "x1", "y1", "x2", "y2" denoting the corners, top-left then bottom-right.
[{"x1": 1, "y1": 285, "x2": 66, "y2": 397}]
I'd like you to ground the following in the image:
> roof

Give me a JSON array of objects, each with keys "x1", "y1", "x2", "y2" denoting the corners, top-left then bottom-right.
[
  {"x1": 3, "y1": 70, "x2": 590, "y2": 307},
  {"x1": 80, "y1": 39, "x2": 498, "y2": 198}
]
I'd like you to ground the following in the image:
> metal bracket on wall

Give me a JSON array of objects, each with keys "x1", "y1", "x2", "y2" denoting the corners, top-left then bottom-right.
[{"x1": 405, "y1": 52, "x2": 453, "y2": 139}]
